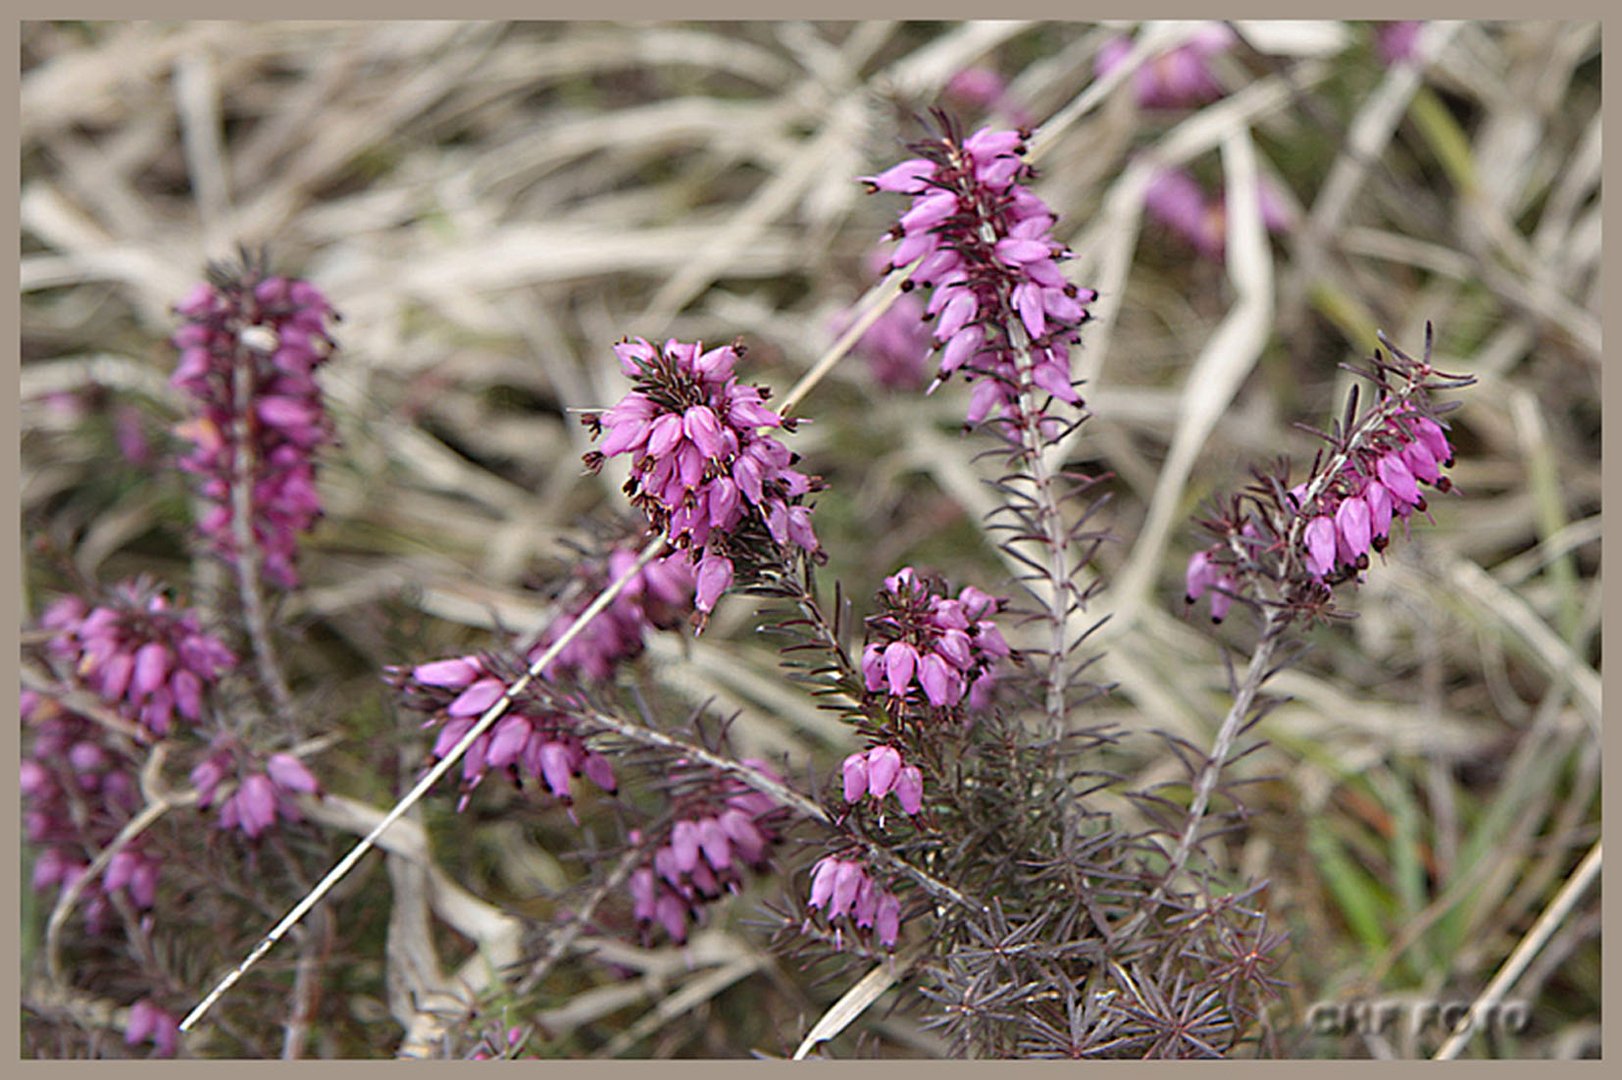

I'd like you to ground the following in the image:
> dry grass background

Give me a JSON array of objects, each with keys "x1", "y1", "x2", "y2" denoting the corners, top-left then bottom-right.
[{"x1": 19, "y1": 20, "x2": 1600, "y2": 1058}]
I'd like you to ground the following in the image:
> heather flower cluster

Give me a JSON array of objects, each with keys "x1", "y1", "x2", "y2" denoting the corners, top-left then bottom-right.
[
  {"x1": 1095, "y1": 23, "x2": 1235, "y2": 109},
  {"x1": 190, "y1": 745, "x2": 321, "y2": 840},
  {"x1": 583, "y1": 338, "x2": 823, "y2": 613},
  {"x1": 841, "y1": 744, "x2": 923, "y2": 817},
  {"x1": 124, "y1": 1000, "x2": 181, "y2": 1058},
  {"x1": 862, "y1": 125, "x2": 1096, "y2": 425},
  {"x1": 40, "y1": 580, "x2": 236, "y2": 739},
  {"x1": 1144, "y1": 167, "x2": 1294, "y2": 261},
  {"x1": 390, "y1": 655, "x2": 618, "y2": 813},
  {"x1": 861, "y1": 567, "x2": 1009, "y2": 712},
  {"x1": 21, "y1": 691, "x2": 158, "y2": 932},
  {"x1": 1185, "y1": 336, "x2": 1469, "y2": 623},
  {"x1": 1294, "y1": 406, "x2": 1456, "y2": 579},
  {"x1": 528, "y1": 543, "x2": 696, "y2": 683},
  {"x1": 171, "y1": 261, "x2": 339, "y2": 590},
  {"x1": 628, "y1": 762, "x2": 786, "y2": 944},
  {"x1": 806, "y1": 853, "x2": 902, "y2": 951}
]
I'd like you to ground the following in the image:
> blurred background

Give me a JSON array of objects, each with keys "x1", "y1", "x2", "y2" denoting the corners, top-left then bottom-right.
[{"x1": 20, "y1": 21, "x2": 1600, "y2": 1058}]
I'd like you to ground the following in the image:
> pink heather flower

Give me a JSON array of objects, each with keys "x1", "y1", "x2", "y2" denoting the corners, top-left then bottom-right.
[
  {"x1": 389, "y1": 660, "x2": 617, "y2": 812},
  {"x1": 125, "y1": 998, "x2": 180, "y2": 1058},
  {"x1": 21, "y1": 692, "x2": 158, "y2": 929},
  {"x1": 42, "y1": 579, "x2": 234, "y2": 738},
  {"x1": 804, "y1": 855, "x2": 902, "y2": 950},
  {"x1": 862, "y1": 124, "x2": 1096, "y2": 426},
  {"x1": 170, "y1": 258, "x2": 339, "y2": 590},
  {"x1": 192, "y1": 744, "x2": 322, "y2": 841},
  {"x1": 528, "y1": 543, "x2": 697, "y2": 684},
  {"x1": 863, "y1": 567, "x2": 1008, "y2": 712},
  {"x1": 841, "y1": 745, "x2": 922, "y2": 816},
  {"x1": 1095, "y1": 23, "x2": 1235, "y2": 109},
  {"x1": 629, "y1": 761, "x2": 786, "y2": 945},
  {"x1": 1375, "y1": 21, "x2": 1424, "y2": 66},
  {"x1": 894, "y1": 766, "x2": 924, "y2": 816},
  {"x1": 1185, "y1": 340, "x2": 1467, "y2": 616},
  {"x1": 583, "y1": 339, "x2": 823, "y2": 615}
]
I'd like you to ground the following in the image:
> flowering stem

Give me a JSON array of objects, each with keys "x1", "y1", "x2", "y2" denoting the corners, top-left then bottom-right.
[
  {"x1": 177, "y1": 533, "x2": 668, "y2": 1037},
  {"x1": 228, "y1": 350, "x2": 296, "y2": 731},
  {"x1": 1156, "y1": 610, "x2": 1286, "y2": 900}
]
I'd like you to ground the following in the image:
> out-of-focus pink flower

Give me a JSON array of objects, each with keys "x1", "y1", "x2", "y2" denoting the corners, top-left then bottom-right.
[
  {"x1": 526, "y1": 543, "x2": 698, "y2": 685},
  {"x1": 1375, "y1": 21, "x2": 1424, "y2": 67},
  {"x1": 192, "y1": 744, "x2": 324, "y2": 841},
  {"x1": 830, "y1": 280, "x2": 934, "y2": 391},
  {"x1": 21, "y1": 691, "x2": 157, "y2": 928},
  {"x1": 1145, "y1": 166, "x2": 1295, "y2": 261},
  {"x1": 42, "y1": 578, "x2": 234, "y2": 738},
  {"x1": 628, "y1": 760, "x2": 786, "y2": 945},
  {"x1": 1095, "y1": 23, "x2": 1236, "y2": 109},
  {"x1": 944, "y1": 66, "x2": 1034, "y2": 127},
  {"x1": 125, "y1": 999, "x2": 180, "y2": 1058}
]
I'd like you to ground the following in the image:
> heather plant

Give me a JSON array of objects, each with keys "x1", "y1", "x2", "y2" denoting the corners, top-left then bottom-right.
[{"x1": 21, "y1": 21, "x2": 1599, "y2": 1062}]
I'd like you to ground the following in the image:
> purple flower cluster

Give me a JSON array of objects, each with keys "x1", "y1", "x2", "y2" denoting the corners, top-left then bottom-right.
[
  {"x1": 1294, "y1": 408, "x2": 1456, "y2": 580},
  {"x1": 841, "y1": 744, "x2": 923, "y2": 816},
  {"x1": 125, "y1": 999, "x2": 181, "y2": 1058},
  {"x1": 41, "y1": 582, "x2": 235, "y2": 739},
  {"x1": 392, "y1": 655, "x2": 617, "y2": 813},
  {"x1": 21, "y1": 691, "x2": 159, "y2": 932},
  {"x1": 861, "y1": 567, "x2": 1009, "y2": 712},
  {"x1": 171, "y1": 266, "x2": 339, "y2": 590},
  {"x1": 1185, "y1": 402, "x2": 1459, "y2": 623},
  {"x1": 583, "y1": 338, "x2": 822, "y2": 613},
  {"x1": 190, "y1": 745, "x2": 321, "y2": 840},
  {"x1": 806, "y1": 854, "x2": 902, "y2": 950},
  {"x1": 1095, "y1": 23, "x2": 1235, "y2": 109},
  {"x1": 1144, "y1": 167, "x2": 1294, "y2": 262},
  {"x1": 862, "y1": 126, "x2": 1096, "y2": 425},
  {"x1": 628, "y1": 762, "x2": 785, "y2": 944},
  {"x1": 528, "y1": 544, "x2": 696, "y2": 683}
]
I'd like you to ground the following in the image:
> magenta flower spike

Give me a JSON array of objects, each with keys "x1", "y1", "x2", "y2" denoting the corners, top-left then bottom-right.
[
  {"x1": 1183, "y1": 326, "x2": 1470, "y2": 621},
  {"x1": 170, "y1": 255, "x2": 339, "y2": 590},
  {"x1": 861, "y1": 121, "x2": 1096, "y2": 426}
]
